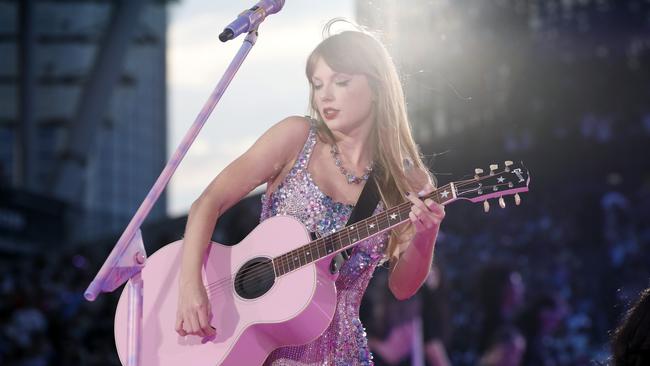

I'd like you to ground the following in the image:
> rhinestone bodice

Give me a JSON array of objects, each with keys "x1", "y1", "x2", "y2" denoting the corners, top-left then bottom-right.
[{"x1": 260, "y1": 117, "x2": 389, "y2": 365}]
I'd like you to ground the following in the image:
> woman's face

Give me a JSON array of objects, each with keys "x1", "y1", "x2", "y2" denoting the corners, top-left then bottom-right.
[{"x1": 310, "y1": 57, "x2": 375, "y2": 134}]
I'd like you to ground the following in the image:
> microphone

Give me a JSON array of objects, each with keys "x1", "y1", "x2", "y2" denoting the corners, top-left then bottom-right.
[{"x1": 219, "y1": 0, "x2": 285, "y2": 42}]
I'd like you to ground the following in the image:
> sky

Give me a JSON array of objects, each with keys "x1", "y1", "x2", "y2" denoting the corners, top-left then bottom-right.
[{"x1": 166, "y1": 0, "x2": 355, "y2": 216}]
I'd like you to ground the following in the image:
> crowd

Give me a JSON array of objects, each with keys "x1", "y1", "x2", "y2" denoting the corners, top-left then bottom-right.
[
  {"x1": 1, "y1": 127, "x2": 647, "y2": 365},
  {"x1": 0, "y1": 249, "x2": 121, "y2": 365}
]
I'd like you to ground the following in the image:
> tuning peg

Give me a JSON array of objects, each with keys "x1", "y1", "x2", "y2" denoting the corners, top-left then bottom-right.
[
  {"x1": 474, "y1": 168, "x2": 483, "y2": 178},
  {"x1": 483, "y1": 200, "x2": 490, "y2": 213},
  {"x1": 514, "y1": 193, "x2": 521, "y2": 206},
  {"x1": 498, "y1": 196, "x2": 506, "y2": 208},
  {"x1": 504, "y1": 160, "x2": 513, "y2": 172},
  {"x1": 489, "y1": 164, "x2": 498, "y2": 175}
]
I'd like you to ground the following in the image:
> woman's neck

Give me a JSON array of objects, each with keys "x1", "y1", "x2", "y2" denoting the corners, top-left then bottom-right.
[{"x1": 330, "y1": 125, "x2": 375, "y2": 168}]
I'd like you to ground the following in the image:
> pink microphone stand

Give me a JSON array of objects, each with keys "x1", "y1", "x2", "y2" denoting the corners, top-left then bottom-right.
[{"x1": 84, "y1": 3, "x2": 281, "y2": 363}]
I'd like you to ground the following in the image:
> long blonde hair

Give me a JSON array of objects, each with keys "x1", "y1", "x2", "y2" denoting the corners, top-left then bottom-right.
[{"x1": 305, "y1": 21, "x2": 435, "y2": 264}]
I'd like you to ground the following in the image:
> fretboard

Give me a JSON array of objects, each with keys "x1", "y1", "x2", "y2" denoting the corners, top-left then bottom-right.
[{"x1": 272, "y1": 182, "x2": 457, "y2": 277}]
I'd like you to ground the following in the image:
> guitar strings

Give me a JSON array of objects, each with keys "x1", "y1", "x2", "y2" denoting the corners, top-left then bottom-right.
[
  {"x1": 204, "y1": 178, "x2": 520, "y2": 295},
  {"x1": 202, "y1": 174, "x2": 520, "y2": 295},
  {"x1": 206, "y1": 207, "x2": 410, "y2": 293},
  {"x1": 203, "y1": 205, "x2": 408, "y2": 295},
  {"x1": 203, "y1": 203, "x2": 416, "y2": 295},
  {"x1": 201, "y1": 172, "x2": 522, "y2": 294}
]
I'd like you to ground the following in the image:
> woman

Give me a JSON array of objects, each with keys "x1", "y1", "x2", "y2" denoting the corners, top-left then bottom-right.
[{"x1": 175, "y1": 21, "x2": 446, "y2": 365}]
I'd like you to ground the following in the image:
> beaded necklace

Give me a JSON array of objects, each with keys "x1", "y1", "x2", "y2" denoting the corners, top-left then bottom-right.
[{"x1": 329, "y1": 144, "x2": 374, "y2": 184}]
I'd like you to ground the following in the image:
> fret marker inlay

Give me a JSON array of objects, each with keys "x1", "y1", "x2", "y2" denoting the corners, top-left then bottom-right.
[{"x1": 390, "y1": 213, "x2": 397, "y2": 220}]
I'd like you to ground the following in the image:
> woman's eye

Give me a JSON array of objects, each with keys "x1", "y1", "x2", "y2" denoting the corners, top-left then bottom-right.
[{"x1": 313, "y1": 80, "x2": 349, "y2": 90}]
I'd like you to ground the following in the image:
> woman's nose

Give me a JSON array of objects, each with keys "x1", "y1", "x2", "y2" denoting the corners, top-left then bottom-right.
[{"x1": 320, "y1": 85, "x2": 334, "y2": 102}]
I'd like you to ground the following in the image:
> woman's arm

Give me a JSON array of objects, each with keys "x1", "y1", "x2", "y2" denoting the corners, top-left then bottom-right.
[
  {"x1": 388, "y1": 174, "x2": 445, "y2": 300},
  {"x1": 175, "y1": 115, "x2": 310, "y2": 337}
]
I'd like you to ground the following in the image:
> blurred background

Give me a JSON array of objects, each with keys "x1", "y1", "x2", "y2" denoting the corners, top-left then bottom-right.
[{"x1": 0, "y1": 0, "x2": 648, "y2": 365}]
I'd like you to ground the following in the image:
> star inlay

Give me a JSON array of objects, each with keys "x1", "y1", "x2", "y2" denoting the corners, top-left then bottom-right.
[
  {"x1": 390, "y1": 213, "x2": 397, "y2": 220},
  {"x1": 497, "y1": 176, "x2": 505, "y2": 183},
  {"x1": 441, "y1": 190, "x2": 450, "y2": 198},
  {"x1": 369, "y1": 223, "x2": 375, "y2": 228}
]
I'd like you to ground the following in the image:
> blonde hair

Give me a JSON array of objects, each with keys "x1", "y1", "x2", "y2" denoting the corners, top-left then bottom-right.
[{"x1": 305, "y1": 20, "x2": 435, "y2": 265}]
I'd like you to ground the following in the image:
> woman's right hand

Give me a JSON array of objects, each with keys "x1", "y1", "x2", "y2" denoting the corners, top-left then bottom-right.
[{"x1": 175, "y1": 277, "x2": 217, "y2": 338}]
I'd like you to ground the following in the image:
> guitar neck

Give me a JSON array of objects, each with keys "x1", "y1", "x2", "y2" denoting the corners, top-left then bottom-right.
[{"x1": 272, "y1": 183, "x2": 458, "y2": 277}]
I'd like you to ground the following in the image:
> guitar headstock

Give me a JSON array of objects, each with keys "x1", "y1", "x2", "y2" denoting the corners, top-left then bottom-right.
[{"x1": 454, "y1": 161, "x2": 530, "y2": 212}]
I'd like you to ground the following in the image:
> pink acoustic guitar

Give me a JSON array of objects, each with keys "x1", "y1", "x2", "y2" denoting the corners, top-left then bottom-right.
[{"x1": 114, "y1": 161, "x2": 530, "y2": 365}]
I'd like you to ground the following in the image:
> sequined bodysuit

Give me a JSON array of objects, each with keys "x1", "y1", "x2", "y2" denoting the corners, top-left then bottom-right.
[{"x1": 260, "y1": 117, "x2": 389, "y2": 366}]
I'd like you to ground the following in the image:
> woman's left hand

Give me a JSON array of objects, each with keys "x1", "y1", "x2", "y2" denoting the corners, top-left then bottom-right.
[{"x1": 405, "y1": 182, "x2": 445, "y2": 235}]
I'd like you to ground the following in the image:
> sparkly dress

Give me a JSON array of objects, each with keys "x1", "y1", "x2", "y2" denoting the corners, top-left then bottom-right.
[{"x1": 260, "y1": 117, "x2": 389, "y2": 366}]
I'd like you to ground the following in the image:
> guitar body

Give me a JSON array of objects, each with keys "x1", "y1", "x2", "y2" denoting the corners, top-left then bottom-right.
[
  {"x1": 112, "y1": 161, "x2": 531, "y2": 365},
  {"x1": 114, "y1": 215, "x2": 340, "y2": 366}
]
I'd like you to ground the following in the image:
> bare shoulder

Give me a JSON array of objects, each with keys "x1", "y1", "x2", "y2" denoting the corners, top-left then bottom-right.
[
  {"x1": 242, "y1": 115, "x2": 312, "y2": 184},
  {"x1": 268, "y1": 115, "x2": 311, "y2": 145},
  {"x1": 249, "y1": 116, "x2": 310, "y2": 162},
  {"x1": 195, "y1": 115, "x2": 312, "y2": 214}
]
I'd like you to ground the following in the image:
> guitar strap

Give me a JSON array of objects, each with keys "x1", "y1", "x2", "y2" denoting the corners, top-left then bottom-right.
[{"x1": 328, "y1": 168, "x2": 381, "y2": 274}]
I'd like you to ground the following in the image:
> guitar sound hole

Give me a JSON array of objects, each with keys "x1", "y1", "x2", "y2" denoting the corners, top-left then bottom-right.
[{"x1": 234, "y1": 257, "x2": 276, "y2": 300}]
